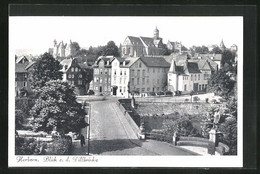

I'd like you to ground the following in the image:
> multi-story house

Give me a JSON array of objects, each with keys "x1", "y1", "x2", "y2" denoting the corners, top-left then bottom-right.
[
  {"x1": 168, "y1": 57, "x2": 216, "y2": 94},
  {"x1": 121, "y1": 27, "x2": 164, "y2": 57},
  {"x1": 60, "y1": 58, "x2": 87, "y2": 95},
  {"x1": 167, "y1": 41, "x2": 182, "y2": 52},
  {"x1": 92, "y1": 56, "x2": 114, "y2": 95},
  {"x1": 15, "y1": 56, "x2": 34, "y2": 97},
  {"x1": 111, "y1": 56, "x2": 170, "y2": 97}
]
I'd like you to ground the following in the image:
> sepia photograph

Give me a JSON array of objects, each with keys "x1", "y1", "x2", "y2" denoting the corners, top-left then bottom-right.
[{"x1": 9, "y1": 15, "x2": 243, "y2": 167}]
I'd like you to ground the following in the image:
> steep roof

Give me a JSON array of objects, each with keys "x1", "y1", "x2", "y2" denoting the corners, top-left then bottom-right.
[
  {"x1": 79, "y1": 63, "x2": 92, "y2": 70},
  {"x1": 92, "y1": 56, "x2": 115, "y2": 68},
  {"x1": 16, "y1": 56, "x2": 29, "y2": 64},
  {"x1": 15, "y1": 63, "x2": 28, "y2": 73},
  {"x1": 198, "y1": 53, "x2": 222, "y2": 61},
  {"x1": 140, "y1": 37, "x2": 155, "y2": 47},
  {"x1": 140, "y1": 57, "x2": 170, "y2": 68},
  {"x1": 127, "y1": 36, "x2": 143, "y2": 46},
  {"x1": 169, "y1": 59, "x2": 184, "y2": 74},
  {"x1": 122, "y1": 57, "x2": 140, "y2": 68},
  {"x1": 60, "y1": 59, "x2": 73, "y2": 72},
  {"x1": 25, "y1": 61, "x2": 35, "y2": 70},
  {"x1": 185, "y1": 62, "x2": 201, "y2": 73}
]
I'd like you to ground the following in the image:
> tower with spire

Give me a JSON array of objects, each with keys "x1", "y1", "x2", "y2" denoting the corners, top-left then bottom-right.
[
  {"x1": 219, "y1": 39, "x2": 226, "y2": 51},
  {"x1": 153, "y1": 26, "x2": 159, "y2": 40}
]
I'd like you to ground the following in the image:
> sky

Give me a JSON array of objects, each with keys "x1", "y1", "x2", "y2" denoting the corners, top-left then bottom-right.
[{"x1": 9, "y1": 16, "x2": 243, "y2": 56}]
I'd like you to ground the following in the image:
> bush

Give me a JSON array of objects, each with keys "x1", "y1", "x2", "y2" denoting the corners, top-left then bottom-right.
[
  {"x1": 15, "y1": 109, "x2": 25, "y2": 129},
  {"x1": 15, "y1": 137, "x2": 46, "y2": 155},
  {"x1": 165, "y1": 91, "x2": 173, "y2": 96},
  {"x1": 184, "y1": 98, "x2": 189, "y2": 102},
  {"x1": 149, "y1": 92, "x2": 156, "y2": 96},
  {"x1": 46, "y1": 136, "x2": 72, "y2": 155},
  {"x1": 193, "y1": 96, "x2": 200, "y2": 102},
  {"x1": 157, "y1": 91, "x2": 164, "y2": 95},
  {"x1": 87, "y1": 90, "x2": 95, "y2": 95},
  {"x1": 175, "y1": 90, "x2": 181, "y2": 96}
]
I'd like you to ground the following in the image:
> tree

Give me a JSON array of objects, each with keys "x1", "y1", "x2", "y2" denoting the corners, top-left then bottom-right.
[
  {"x1": 201, "y1": 45, "x2": 209, "y2": 54},
  {"x1": 211, "y1": 46, "x2": 222, "y2": 54},
  {"x1": 195, "y1": 46, "x2": 203, "y2": 53},
  {"x1": 29, "y1": 52, "x2": 63, "y2": 91},
  {"x1": 103, "y1": 41, "x2": 120, "y2": 57},
  {"x1": 221, "y1": 50, "x2": 236, "y2": 66},
  {"x1": 29, "y1": 80, "x2": 87, "y2": 134},
  {"x1": 71, "y1": 42, "x2": 81, "y2": 53}
]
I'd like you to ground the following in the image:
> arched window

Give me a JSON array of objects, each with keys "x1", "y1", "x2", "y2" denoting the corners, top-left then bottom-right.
[
  {"x1": 71, "y1": 67, "x2": 74, "y2": 72},
  {"x1": 75, "y1": 67, "x2": 78, "y2": 72}
]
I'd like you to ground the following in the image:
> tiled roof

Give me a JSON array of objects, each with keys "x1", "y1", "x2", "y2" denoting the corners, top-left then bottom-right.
[
  {"x1": 121, "y1": 57, "x2": 140, "y2": 68},
  {"x1": 15, "y1": 63, "x2": 28, "y2": 73},
  {"x1": 140, "y1": 37, "x2": 155, "y2": 47},
  {"x1": 127, "y1": 36, "x2": 143, "y2": 46},
  {"x1": 60, "y1": 59, "x2": 72, "y2": 72},
  {"x1": 140, "y1": 57, "x2": 170, "y2": 68},
  {"x1": 25, "y1": 61, "x2": 35, "y2": 70},
  {"x1": 16, "y1": 56, "x2": 29, "y2": 64},
  {"x1": 92, "y1": 56, "x2": 114, "y2": 68},
  {"x1": 79, "y1": 63, "x2": 92, "y2": 70},
  {"x1": 199, "y1": 53, "x2": 222, "y2": 61},
  {"x1": 186, "y1": 62, "x2": 201, "y2": 73}
]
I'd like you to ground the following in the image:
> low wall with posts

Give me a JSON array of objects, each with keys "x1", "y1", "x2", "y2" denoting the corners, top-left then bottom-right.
[{"x1": 117, "y1": 101, "x2": 141, "y2": 136}]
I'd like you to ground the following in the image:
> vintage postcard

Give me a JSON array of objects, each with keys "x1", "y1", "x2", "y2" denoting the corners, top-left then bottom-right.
[{"x1": 9, "y1": 16, "x2": 243, "y2": 167}]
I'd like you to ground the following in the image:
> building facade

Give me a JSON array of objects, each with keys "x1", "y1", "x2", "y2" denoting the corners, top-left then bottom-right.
[
  {"x1": 167, "y1": 58, "x2": 214, "y2": 94},
  {"x1": 167, "y1": 41, "x2": 182, "y2": 52},
  {"x1": 111, "y1": 56, "x2": 170, "y2": 98},
  {"x1": 92, "y1": 56, "x2": 114, "y2": 95},
  {"x1": 60, "y1": 58, "x2": 87, "y2": 95},
  {"x1": 121, "y1": 27, "x2": 164, "y2": 57}
]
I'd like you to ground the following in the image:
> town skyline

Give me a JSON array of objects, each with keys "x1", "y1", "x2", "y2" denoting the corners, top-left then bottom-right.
[{"x1": 10, "y1": 16, "x2": 242, "y2": 56}]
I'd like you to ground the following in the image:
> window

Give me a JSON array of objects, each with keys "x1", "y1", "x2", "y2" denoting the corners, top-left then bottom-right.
[
  {"x1": 71, "y1": 67, "x2": 74, "y2": 72},
  {"x1": 142, "y1": 78, "x2": 145, "y2": 85},
  {"x1": 184, "y1": 85, "x2": 187, "y2": 91},
  {"x1": 100, "y1": 69, "x2": 103, "y2": 74},
  {"x1": 95, "y1": 69, "x2": 99, "y2": 74},
  {"x1": 105, "y1": 78, "x2": 107, "y2": 83},
  {"x1": 131, "y1": 69, "x2": 135, "y2": 76},
  {"x1": 191, "y1": 75, "x2": 193, "y2": 81},
  {"x1": 24, "y1": 74, "x2": 27, "y2": 79},
  {"x1": 100, "y1": 77, "x2": 102, "y2": 83},
  {"x1": 124, "y1": 70, "x2": 126, "y2": 75},
  {"x1": 198, "y1": 74, "x2": 200, "y2": 80},
  {"x1": 147, "y1": 79, "x2": 149, "y2": 84},
  {"x1": 137, "y1": 78, "x2": 140, "y2": 85},
  {"x1": 71, "y1": 81, "x2": 74, "y2": 85},
  {"x1": 65, "y1": 65, "x2": 68, "y2": 70},
  {"x1": 96, "y1": 77, "x2": 99, "y2": 82},
  {"x1": 139, "y1": 62, "x2": 142, "y2": 68},
  {"x1": 142, "y1": 70, "x2": 145, "y2": 77},
  {"x1": 141, "y1": 88, "x2": 145, "y2": 92},
  {"x1": 136, "y1": 88, "x2": 140, "y2": 92},
  {"x1": 119, "y1": 86, "x2": 122, "y2": 93},
  {"x1": 75, "y1": 67, "x2": 78, "y2": 72},
  {"x1": 108, "y1": 78, "x2": 111, "y2": 83},
  {"x1": 123, "y1": 87, "x2": 126, "y2": 93},
  {"x1": 108, "y1": 69, "x2": 111, "y2": 75},
  {"x1": 71, "y1": 74, "x2": 74, "y2": 78},
  {"x1": 68, "y1": 74, "x2": 71, "y2": 78},
  {"x1": 137, "y1": 70, "x2": 140, "y2": 77},
  {"x1": 79, "y1": 69, "x2": 81, "y2": 72},
  {"x1": 147, "y1": 87, "x2": 150, "y2": 91},
  {"x1": 79, "y1": 74, "x2": 82, "y2": 78},
  {"x1": 183, "y1": 76, "x2": 185, "y2": 80},
  {"x1": 114, "y1": 70, "x2": 116, "y2": 75},
  {"x1": 95, "y1": 86, "x2": 98, "y2": 90},
  {"x1": 199, "y1": 85, "x2": 201, "y2": 91},
  {"x1": 78, "y1": 80, "x2": 82, "y2": 85},
  {"x1": 131, "y1": 78, "x2": 134, "y2": 84},
  {"x1": 195, "y1": 74, "x2": 197, "y2": 81},
  {"x1": 105, "y1": 69, "x2": 107, "y2": 74}
]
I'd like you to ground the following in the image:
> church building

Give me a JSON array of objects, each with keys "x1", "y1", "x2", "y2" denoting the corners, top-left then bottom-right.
[{"x1": 121, "y1": 27, "x2": 164, "y2": 57}]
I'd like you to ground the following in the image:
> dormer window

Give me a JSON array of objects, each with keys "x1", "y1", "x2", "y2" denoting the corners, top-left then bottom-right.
[{"x1": 65, "y1": 65, "x2": 68, "y2": 70}]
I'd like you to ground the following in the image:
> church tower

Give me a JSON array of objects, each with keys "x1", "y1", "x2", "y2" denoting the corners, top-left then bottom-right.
[
  {"x1": 220, "y1": 39, "x2": 226, "y2": 51},
  {"x1": 153, "y1": 26, "x2": 159, "y2": 39}
]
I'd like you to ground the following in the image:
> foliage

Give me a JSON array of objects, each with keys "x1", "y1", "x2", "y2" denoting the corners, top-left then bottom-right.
[
  {"x1": 29, "y1": 80, "x2": 87, "y2": 134},
  {"x1": 15, "y1": 137, "x2": 45, "y2": 155},
  {"x1": 87, "y1": 90, "x2": 95, "y2": 95},
  {"x1": 15, "y1": 109, "x2": 24, "y2": 129},
  {"x1": 149, "y1": 92, "x2": 156, "y2": 96},
  {"x1": 221, "y1": 50, "x2": 236, "y2": 66},
  {"x1": 162, "y1": 114, "x2": 200, "y2": 137},
  {"x1": 160, "y1": 44, "x2": 172, "y2": 55},
  {"x1": 19, "y1": 87, "x2": 28, "y2": 97},
  {"x1": 71, "y1": 42, "x2": 81, "y2": 53},
  {"x1": 165, "y1": 91, "x2": 173, "y2": 96},
  {"x1": 211, "y1": 46, "x2": 222, "y2": 54},
  {"x1": 157, "y1": 91, "x2": 164, "y2": 96},
  {"x1": 103, "y1": 41, "x2": 120, "y2": 57},
  {"x1": 29, "y1": 52, "x2": 63, "y2": 91},
  {"x1": 193, "y1": 96, "x2": 200, "y2": 102},
  {"x1": 218, "y1": 116, "x2": 237, "y2": 155},
  {"x1": 47, "y1": 136, "x2": 72, "y2": 155}
]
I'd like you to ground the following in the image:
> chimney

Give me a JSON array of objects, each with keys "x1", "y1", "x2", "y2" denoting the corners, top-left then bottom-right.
[{"x1": 123, "y1": 61, "x2": 126, "y2": 66}]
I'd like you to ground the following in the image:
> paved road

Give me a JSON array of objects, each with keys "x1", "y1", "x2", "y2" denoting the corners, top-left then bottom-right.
[{"x1": 72, "y1": 97, "x2": 198, "y2": 156}]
